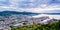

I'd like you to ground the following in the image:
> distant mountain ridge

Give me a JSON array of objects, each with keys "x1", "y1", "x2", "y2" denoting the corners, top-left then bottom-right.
[
  {"x1": 0, "y1": 11, "x2": 60, "y2": 16},
  {"x1": 0, "y1": 11, "x2": 39, "y2": 16}
]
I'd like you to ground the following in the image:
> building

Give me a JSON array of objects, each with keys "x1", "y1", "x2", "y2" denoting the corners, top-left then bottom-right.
[{"x1": 0, "y1": 26, "x2": 11, "y2": 30}]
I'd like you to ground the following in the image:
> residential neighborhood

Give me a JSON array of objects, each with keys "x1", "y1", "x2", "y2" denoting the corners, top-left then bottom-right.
[{"x1": 0, "y1": 14, "x2": 59, "y2": 30}]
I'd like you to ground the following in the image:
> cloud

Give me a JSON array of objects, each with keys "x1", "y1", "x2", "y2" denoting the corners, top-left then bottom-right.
[
  {"x1": 0, "y1": 0, "x2": 60, "y2": 13},
  {"x1": 51, "y1": 0, "x2": 60, "y2": 4},
  {"x1": 0, "y1": 5, "x2": 60, "y2": 13},
  {"x1": 0, "y1": 0, "x2": 10, "y2": 6}
]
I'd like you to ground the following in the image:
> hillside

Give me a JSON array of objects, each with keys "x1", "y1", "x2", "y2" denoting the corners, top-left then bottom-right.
[{"x1": 0, "y1": 11, "x2": 39, "y2": 16}]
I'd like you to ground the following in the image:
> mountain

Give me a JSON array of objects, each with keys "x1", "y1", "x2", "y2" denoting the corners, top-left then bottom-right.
[
  {"x1": 0, "y1": 11, "x2": 39, "y2": 16},
  {"x1": 0, "y1": 10, "x2": 60, "y2": 16}
]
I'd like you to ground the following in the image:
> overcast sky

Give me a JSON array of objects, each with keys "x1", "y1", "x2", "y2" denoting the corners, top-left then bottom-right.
[{"x1": 0, "y1": 0, "x2": 60, "y2": 13}]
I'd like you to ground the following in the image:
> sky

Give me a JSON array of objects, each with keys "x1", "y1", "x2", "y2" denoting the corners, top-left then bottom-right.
[{"x1": 0, "y1": 0, "x2": 60, "y2": 13}]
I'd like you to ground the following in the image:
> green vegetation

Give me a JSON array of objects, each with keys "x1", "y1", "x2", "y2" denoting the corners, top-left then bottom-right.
[{"x1": 11, "y1": 20, "x2": 60, "y2": 30}]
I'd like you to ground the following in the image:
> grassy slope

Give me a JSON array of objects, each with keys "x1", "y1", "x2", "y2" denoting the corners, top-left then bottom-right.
[{"x1": 11, "y1": 20, "x2": 60, "y2": 30}]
